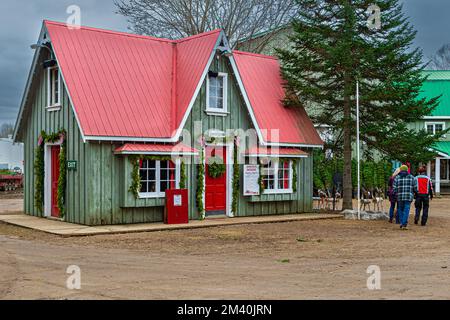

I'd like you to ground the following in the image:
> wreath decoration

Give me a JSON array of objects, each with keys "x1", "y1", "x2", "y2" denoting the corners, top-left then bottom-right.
[{"x1": 207, "y1": 156, "x2": 226, "y2": 178}]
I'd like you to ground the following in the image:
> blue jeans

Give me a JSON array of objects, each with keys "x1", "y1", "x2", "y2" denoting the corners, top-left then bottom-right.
[
  {"x1": 389, "y1": 201, "x2": 399, "y2": 224},
  {"x1": 397, "y1": 201, "x2": 411, "y2": 227}
]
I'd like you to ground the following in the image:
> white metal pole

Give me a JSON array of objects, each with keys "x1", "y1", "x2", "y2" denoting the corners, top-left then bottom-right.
[{"x1": 356, "y1": 80, "x2": 361, "y2": 220}]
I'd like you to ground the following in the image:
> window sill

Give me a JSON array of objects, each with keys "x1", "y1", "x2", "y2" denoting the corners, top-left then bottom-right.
[
  {"x1": 46, "y1": 104, "x2": 61, "y2": 112},
  {"x1": 205, "y1": 109, "x2": 229, "y2": 117},
  {"x1": 249, "y1": 192, "x2": 298, "y2": 202},
  {"x1": 138, "y1": 193, "x2": 165, "y2": 199},
  {"x1": 263, "y1": 189, "x2": 293, "y2": 195}
]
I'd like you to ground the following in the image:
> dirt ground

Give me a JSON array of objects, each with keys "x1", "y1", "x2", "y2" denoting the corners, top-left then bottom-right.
[{"x1": 0, "y1": 196, "x2": 449, "y2": 300}]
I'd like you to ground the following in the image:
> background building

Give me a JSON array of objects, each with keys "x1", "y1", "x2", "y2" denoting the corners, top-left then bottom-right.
[{"x1": 0, "y1": 135, "x2": 24, "y2": 172}]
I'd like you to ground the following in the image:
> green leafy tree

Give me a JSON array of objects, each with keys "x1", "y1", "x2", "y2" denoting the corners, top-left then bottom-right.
[{"x1": 278, "y1": 0, "x2": 444, "y2": 209}]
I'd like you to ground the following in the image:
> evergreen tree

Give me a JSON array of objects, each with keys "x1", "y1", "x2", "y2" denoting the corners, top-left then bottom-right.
[{"x1": 278, "y1": 0, "x2": 444, "y2": 209}]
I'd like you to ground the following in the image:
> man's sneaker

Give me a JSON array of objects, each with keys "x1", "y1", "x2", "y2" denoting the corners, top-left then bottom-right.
[
  {"x1": 389, "y1": 219, "x2": 393, "y2": 223},
  {"x1": 403, "y1": 226, "x2": 409, "y2": 230},
  {"x1": 414, "y1": 220, "x2": 419, "y2": 225}
]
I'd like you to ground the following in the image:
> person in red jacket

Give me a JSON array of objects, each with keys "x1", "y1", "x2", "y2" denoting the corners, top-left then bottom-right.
[{"x1": 415, "y1": 166, "x2": 433, "y2": 226}]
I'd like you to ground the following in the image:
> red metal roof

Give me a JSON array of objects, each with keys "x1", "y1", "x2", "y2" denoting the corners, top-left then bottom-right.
[
  {"x1": 246, "y1": 146, "x2": 308, "y2": 157},
  {"x1": 44, "y1": 21, "x2": 322, "y2": 147},
  {"x1": 46, "y1": 21, "x2": 220, "y2": 139},
  {"x1": 114, "y1": 143, "x2": 198, "y2": 155},
  {"x1": 233, "y1": 51, "x2": 323, "y2": 146}
]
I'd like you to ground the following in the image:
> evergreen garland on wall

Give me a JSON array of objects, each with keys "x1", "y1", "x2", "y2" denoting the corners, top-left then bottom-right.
[
  {"x1": 179, "y1": 161, "x2": 187, "y2": 189},
  {"x1": 34, "y1": 144, "x2": 45, "y2": 214},
  {"x1": 197, "y1": 149, "x2": 205, "y2": 219},
  {"x1": 129, "y1": 155, "x2": 141, "y2": 198},
  {"x1": 258, "y1": 159, "x2": 265, "y2": 194},
  {"x1": 57, "y1": 135, "x2": 67, "y2": 217},
  {"x1": 34, "y1": 129, "x2": 67, "y2": 217},
  {"x1": 292, "y1": 160, "x2": 298, "y2": 193},
  {"x1": 231, "y1": 141, "x2": 240, "y2": 215}
]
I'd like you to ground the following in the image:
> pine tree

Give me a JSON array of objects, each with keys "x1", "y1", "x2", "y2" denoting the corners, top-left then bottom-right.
[{"x1": 278, "y1": 0, "x2": 444, "y2": 209}]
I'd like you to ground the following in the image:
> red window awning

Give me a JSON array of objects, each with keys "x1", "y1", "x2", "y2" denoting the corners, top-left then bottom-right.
[
  {"x1": 114, "y1": 143, "x2": 199, "y2": 155},
  {"x1": 245, "y1": 146, "x2": 308, "y2": 158}
]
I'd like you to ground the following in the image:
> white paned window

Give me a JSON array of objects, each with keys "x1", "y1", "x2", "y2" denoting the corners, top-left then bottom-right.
[
  {"x1": 206, "y1": 72, "x2": 228, "y2": 113},
  {"x1": 261, "y1": 159, "x2": 293, "y2": 194},
  {"x1": 47, "y1": 66, "x2": 61, "y2": 109},
  {"x1": 426, "y1": 122, "x2": 445, "y2": 135},
  {"x1": 139, "y1": 159, "x2": 178, "y2": 198}
]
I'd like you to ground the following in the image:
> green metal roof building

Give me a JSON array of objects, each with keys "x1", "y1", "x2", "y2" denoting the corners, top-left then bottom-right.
[{"x1": 414, "y1": 71, "x2": 450, "y2": 195}]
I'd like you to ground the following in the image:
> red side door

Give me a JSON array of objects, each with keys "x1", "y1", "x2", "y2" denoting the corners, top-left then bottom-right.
[
  {"x1": 205, "y1": 146, "x2": 227, "y2": 216},
  {"x1": 51, "y1": 146, "x2": 60, "y2": 218}
]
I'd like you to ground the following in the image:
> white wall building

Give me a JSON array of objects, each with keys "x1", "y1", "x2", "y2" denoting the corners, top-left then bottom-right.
[{"x1": 0, "y1": 135, "x2": 24, "y2": 172}]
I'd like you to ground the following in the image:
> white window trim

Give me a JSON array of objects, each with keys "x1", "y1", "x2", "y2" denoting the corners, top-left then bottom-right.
[
  {"x1": 201, "y1": 142, "x2": 234, "y2": 217},
  {"x1": 440, "y1": 158, "x2": 450, "y2": 182},
  {"x1": 425, "y1": 122, "x2": 446, "y2": 136},
  {"x1": 206, "y1": 72, "x2": 228, "y2": 114},
  {"x1": 138, "y1": 159, "x2": 180, "y2": 199},
  {"x1": 47, "y1": 66, "x2": 61, "y2": 111},
  {"x1": 262, "y1": 159, "x2": 293, "y2": 195},
  {"x1": 44, "y1": 142, "x2": 62, "y2": 218}
]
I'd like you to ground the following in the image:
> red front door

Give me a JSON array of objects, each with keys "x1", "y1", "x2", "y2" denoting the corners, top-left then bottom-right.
[
  {"x1": 51, "y1": 146, "x2": 60, "y2": 218},
  {"x1": 205, "y1": 146, "x2": 227, "y2": 216}
]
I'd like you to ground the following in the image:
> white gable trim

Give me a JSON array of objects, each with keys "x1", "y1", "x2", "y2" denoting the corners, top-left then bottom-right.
[
  {"x1": 47, "y1": 25, "x2": 87, "y2": 143},
  {"x1": 171, "y1": 31, "x2": 225, "y2": 142},
  {"x1": 228, "y1": 54, "x2": 323, "y2": 149},
  {"x1": 13, "y1": 22, "x2": 47, "y2": 142},
  {"x1": 13, "y1": 22, "x2": 87, "y2": 143},
  {"x1": 227, "y1": 55, "x2": 266, "y2": 144}
]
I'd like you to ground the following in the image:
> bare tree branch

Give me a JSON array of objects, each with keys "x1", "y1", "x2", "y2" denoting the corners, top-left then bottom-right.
[
  {"x1": 115, "y1": 0, "x2": 298, "y2": 52},
  {"x1": 428, "y1": 44, "x2": 450, "y2": 70}
]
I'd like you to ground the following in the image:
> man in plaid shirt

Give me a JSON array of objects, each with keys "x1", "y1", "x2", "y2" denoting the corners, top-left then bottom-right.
[{"x1": 393, "y1": 165, "x2": 417, "y2": 230}]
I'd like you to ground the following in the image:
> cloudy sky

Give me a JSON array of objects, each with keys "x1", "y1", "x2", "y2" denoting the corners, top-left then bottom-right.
[{"x1": 0, "y1": 0, "x2": 449, "y2": 127}]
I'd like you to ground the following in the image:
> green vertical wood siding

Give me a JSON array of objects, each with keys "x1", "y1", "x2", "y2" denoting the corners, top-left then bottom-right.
[{"x1": 21, "y1": 54, "x2": 90, "y2": 224}]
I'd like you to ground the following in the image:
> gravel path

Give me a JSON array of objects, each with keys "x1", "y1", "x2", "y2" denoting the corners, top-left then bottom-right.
[{"x1": 0, "y1": 197, "x2": 449, "y2": 299}]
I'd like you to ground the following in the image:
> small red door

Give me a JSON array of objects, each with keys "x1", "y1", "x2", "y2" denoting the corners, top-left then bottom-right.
[
  {"x1": 51, "y1": 146, "x2": 60, "y2": 218},
  {"x1": 205, "y1": 146, "x2": 227, "y2": 216}
]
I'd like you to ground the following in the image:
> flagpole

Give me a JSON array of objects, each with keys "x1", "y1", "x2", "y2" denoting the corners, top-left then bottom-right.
[{"x1": 356, "y1": 80, "x2": 361, "y2": 220}]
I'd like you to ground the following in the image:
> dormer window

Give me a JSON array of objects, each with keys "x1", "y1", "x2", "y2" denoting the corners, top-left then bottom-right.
[
  {"x1": 47, "y1": 66, "x2": 61, "y2": 111},
  {"x1": 206, "y1": 71, "x2": 228, "y2": 115}
]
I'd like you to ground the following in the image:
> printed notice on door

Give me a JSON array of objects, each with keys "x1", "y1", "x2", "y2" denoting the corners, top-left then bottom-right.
[
  {"x1": 243, "y1": 165, "x2": 260, "y2": 196},
  {"x1": 174, "y1": 195, "x2": 182, "y2": 206}
]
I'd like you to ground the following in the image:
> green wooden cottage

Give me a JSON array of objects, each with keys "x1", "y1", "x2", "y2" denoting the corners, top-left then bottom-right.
[{"x1": 13, "y1": 21, "x2": 323, "y2": 226}]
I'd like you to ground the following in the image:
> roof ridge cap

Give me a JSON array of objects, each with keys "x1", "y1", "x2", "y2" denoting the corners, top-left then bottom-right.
[
  {"x1": 44, "y1": 20, "x2": 175, "y2": 44},
  {"x1": 233, "y1": 50, "x2": 278, "y2": 61},
  {"x1": 176, "y1": 29, "x2": 222, "y2": 43}
]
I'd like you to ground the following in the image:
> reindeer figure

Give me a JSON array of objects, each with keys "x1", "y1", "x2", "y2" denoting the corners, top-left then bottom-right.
[
  {"x1": 318, "y1": 189, "x2": 328, "y2": 210},
  {"x1": 372, "y1": 187, "x2": 385, "y2": 212},
  {"x1": 324, "y1": 189, "x2": 341, "y2": 210},
  {"x1": 360, "y1": 189, "x2": 372, "y2": 211}
]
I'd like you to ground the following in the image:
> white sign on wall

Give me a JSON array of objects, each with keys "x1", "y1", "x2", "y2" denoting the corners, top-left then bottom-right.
[{"x1": 243, "y1": 165, "x2": 260, "y2": 196}]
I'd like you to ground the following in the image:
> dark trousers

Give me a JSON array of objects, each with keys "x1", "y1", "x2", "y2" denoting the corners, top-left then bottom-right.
[{"x1": 415, "y1": 196, "x2": 430, "y2": 225}]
